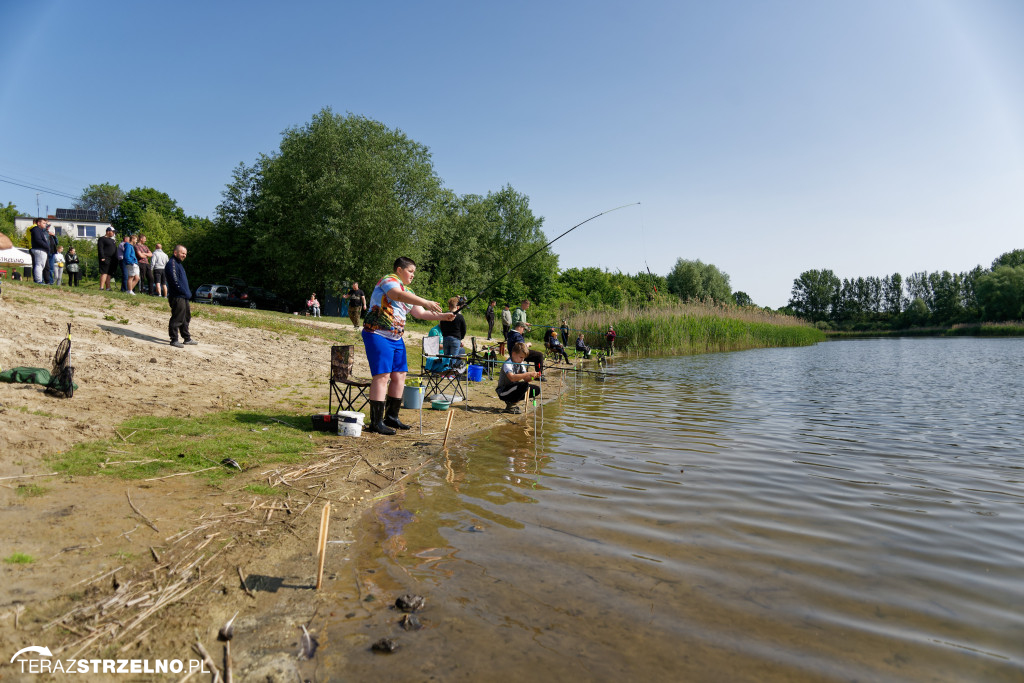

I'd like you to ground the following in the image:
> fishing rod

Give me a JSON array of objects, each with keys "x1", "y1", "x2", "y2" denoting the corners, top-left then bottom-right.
[
  {"x1": 645, "y1": 261, "x2": 659, "y2": 295},
  {"x1": 455, "y1": 202, "x2": 640, "y2": 314}
]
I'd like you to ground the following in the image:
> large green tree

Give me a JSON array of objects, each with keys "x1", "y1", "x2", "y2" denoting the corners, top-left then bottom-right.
[
  {"x1": 1, "y1": 202, "x2": 18, "y2": 242},
  {"x1": 666, "y1": 258, "x2": 732, "y2": 303},
  {"x1": 111, "y1": 187, "x2": 183, "y2": 235},
  {"x1": 248, "y1": 109, "x2": 444, "y2": 297},
  {"x1": 976, "y1": 265, "x2": 1024, "y2": 321},
  {"x1": 992, "y1": 249, "x2": 1024, "y2": 270},
  {"x1": 74, "y1": 183, "x2": 124, "y2": 221},
  {"x1": 788, "y1": 269, "x2": 840, "y2": 322}
]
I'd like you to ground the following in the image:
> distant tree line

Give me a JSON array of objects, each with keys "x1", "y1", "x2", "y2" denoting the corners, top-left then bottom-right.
[{"x1": 787, "y1": 249, "x2": 1024, "y2": 328}]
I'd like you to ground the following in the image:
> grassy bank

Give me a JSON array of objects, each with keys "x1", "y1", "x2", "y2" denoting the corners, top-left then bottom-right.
[{"x1": 51, "y1": 411, "x2": 332, "y2": 482}]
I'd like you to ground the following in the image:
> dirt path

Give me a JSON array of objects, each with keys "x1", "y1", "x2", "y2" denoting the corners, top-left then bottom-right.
[{"x1": 0, "y1": 280, "x2": 551, "y2": 680}]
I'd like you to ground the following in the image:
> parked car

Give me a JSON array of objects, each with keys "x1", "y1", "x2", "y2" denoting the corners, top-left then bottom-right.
[
  {"x1": 224, "y1": 288, "x2": 256, "y2": 308},
  {"x1": 194, "y1": 284, "x2": 233, "y2": 305},
  {"x1": 245, "y1": 286, "x2": 289, "y2": 312}
]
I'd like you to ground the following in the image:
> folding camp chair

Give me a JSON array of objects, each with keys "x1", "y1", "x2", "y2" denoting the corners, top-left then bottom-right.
[
  {"x1": 420, "y1": 335, "x2": 468, "y2": 402},
  {"x1": 469, "y1": 337, "x2": 499, "y2": 379},
  {"x1": 329, "y1": 345, "x2": 370, "y2": 413}
]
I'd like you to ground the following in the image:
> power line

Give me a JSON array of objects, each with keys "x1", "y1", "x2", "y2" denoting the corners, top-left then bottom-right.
[{"x1": 0, "y1": 174, "x2": 80, "y2": 202}]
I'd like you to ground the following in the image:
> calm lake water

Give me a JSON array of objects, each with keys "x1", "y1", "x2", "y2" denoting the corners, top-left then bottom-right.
[{"x1": 319, "y1": 338, "x2": 1024, "y2": 681}]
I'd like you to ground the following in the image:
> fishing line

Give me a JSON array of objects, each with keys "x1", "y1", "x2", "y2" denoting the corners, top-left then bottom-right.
[{"x1": 456, "y1": 202, "x2": 640, "y2": 314}]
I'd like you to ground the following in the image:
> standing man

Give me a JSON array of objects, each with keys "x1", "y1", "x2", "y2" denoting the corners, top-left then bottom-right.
[
  {"x1": 29, "y1": 218, "x2": 50, "y2": 283},
  {"x1": 560, "y1": 319, "x2": 570, "y2": 347},
  {"x1": 97, "y1": 227, "x2": 118, "y2": 290},
  {"x1": 501, "y1": 304, "x2": 512, "y2": 340},
  {"x1": 150, "y1": 242, "x2": 169, "y2": 297},
  {"x1": 361, "y1": 257, "x2": 453, "y2": 435},
  {"x1": 165, "y1": 245, "x2": 197, "y2": 348},
  {"x1": 347, "y1": 281, "x2": 366, "y2": 329},
  {"x1": 135, "y1": 235, "x2": 153, "y2": 295},
  {"x1": 485, "y1": 300, "x2": 496, "y2": 340},
  {"x1": 511, "y1": 299, "x2": 531, "y2": 332}
]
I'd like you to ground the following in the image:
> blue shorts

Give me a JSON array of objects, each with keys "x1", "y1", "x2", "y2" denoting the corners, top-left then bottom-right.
[{"x1": 362, "y1": 329, "x2": 408, "y2": 376}]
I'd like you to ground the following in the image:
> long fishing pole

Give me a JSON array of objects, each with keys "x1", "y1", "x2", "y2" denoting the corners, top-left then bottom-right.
[{"x1": 456, "y1": 202, "x2": 640, "y2": 313}]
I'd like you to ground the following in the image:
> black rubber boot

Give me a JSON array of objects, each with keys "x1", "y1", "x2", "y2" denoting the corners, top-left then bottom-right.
[
  {"x1": 384, "y1": 395, "x2": 411, "y2": 430},
  {"x1": 366, "y1": 400, "x2": 396, "y2": 435}
]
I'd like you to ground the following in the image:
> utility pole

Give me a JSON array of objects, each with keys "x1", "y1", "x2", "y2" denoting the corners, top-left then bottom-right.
[{"x1": 36, "y1": 193, "x2": 40, "y2": 217}]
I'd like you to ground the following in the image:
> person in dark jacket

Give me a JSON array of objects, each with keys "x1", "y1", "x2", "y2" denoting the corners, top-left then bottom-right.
[
  {"x1": 438, "y1": 296, "x2": 467, "y2": 359},
  {"x1": 66, "y1": 248, "x2": 81, "y2": 286},
  {"x1": 544, "y1": 327, "x2": 570, "y2": 364},
  {"x1": 560, "y1": 320, "x2": 570, "y2": 347},
  {"x1": 46, "y1": 227, "x2": 59, "y2": 284},
  {"x1": 29, "y1": 218, "x2": 51, "y2": 283},
  {"x1": 485, "y1": 300, "x2": 496, "y2": 340},
  {"x1": 165, "y1": 245, "x2": 197, "y2": 348},
  {"x1": 506, "y1": 322, "x2": 545, "y2": 375},
  {"x1": 97, "y1": 227, "x2": 118, "y2": 290}
]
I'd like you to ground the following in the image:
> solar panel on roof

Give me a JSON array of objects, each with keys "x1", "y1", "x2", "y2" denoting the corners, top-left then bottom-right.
[{"x1": 55, "y1": 208, "x2": 100, "y2": 221}]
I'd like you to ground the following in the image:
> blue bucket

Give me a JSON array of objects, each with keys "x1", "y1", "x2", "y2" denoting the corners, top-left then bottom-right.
[
  {"x1": 402, "y1": 384, "x2": 424, "y2": 409},
  {"x1": 467, "y1": 365, "x2": 484, "y2": 382}
]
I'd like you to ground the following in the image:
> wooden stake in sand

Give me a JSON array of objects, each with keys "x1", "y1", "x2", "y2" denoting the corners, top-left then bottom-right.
[
  {"x1": 441, "y1": 408, "x2": 455, "y2": 450},
  {"x1": 315, "y1": 502, "x2": 331, "y2": 590}
]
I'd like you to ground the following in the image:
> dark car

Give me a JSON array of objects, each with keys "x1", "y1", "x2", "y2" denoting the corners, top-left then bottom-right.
[
  {"x1": 194, "y1": 284, "x2": 233, "y2": 305},
  {"x1": 225, "y1": 288, "x2": 256, "y2": 308},
  {"x1": 245, "y1": 286, "x2": 289, "y2": 312}
]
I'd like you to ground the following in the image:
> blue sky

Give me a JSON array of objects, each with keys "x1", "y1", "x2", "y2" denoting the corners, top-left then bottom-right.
[{"x1": 2, "y1": 0, "x2": 1022, "y2": 307}]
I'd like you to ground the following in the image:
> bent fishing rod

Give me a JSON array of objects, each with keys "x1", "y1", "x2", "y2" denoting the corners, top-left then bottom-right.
[{"x1": 455, "y1": 202, "x2": 640, "y2": 314}]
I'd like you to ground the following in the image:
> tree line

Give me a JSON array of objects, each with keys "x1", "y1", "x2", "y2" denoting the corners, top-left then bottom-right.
[
  {"x1": 2, "y1": 108, "x2": 754, "y2": 317},
  {"x1": 787, "y1": 249, "x2": 1024, "y2": 328}
]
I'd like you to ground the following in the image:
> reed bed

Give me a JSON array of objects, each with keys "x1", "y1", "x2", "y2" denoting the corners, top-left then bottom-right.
[{"x1": 568, "y1": 302, "x2": 823, "y2": 355}]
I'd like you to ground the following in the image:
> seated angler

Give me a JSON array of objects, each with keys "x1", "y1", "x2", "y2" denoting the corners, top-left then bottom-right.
[
  {"x1": 506, "y1": 321, "x2": 545, "y2": 377},
  {"x1": 544, "y1": 327, "x2": 570, "y2": 364},
  {"x1": 496, "y1": 342, "x2": 541, "y2": 414},
  {"x1": 575, "y1": 332, "x2": 592, "y2": 359}
]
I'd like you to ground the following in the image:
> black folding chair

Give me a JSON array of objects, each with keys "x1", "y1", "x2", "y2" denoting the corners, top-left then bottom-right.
[
  {"x1": 329, "y1": 345, "x2": 370, "y2": 413},
  {"x1": 469, "y1": 337, "x2": 499, "y2": 379}
]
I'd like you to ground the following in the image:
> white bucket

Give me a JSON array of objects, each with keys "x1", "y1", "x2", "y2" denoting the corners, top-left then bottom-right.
[
  {"x1": 339, "y1": 422, "x2": 363, "y2": 437},
  {"x1": 337, "y1": 410, "x2": 365, "y2": 437}
]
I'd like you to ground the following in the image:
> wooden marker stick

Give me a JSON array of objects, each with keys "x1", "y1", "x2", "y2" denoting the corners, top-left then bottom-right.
[
  {"x1": 315, "y1": 502, "x2": 331, "y2": 590},
  {"x1": 441, "y1": 409, "x2": 455, "y2": 450}
]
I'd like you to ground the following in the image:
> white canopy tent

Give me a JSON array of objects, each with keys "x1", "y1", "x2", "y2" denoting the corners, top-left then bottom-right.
[{"x1": 0, "y1": 248, "x2": 32, "y2": 266}]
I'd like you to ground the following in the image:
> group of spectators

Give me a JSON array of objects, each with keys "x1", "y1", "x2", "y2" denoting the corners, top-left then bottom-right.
[
  {"x1": 96, "y1": 228, "x2": 169, "y2": 296},
  {"x1": 27, "y1": 218, "x2": 78, "y2": 286}
]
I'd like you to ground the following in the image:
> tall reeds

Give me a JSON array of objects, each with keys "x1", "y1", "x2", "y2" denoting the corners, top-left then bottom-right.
[{"x1": 564, "y1": 302, "x2": 823, "y2": 355}]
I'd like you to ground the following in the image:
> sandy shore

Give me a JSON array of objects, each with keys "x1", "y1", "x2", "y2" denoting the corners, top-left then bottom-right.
[{"x1": 0, "y1": 280, "x2": 557, "y2": 680}]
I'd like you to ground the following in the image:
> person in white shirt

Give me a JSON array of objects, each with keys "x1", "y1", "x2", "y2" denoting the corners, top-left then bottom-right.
[{"x1": 149, "y1": 244, "x2": 170, "y2": 297}]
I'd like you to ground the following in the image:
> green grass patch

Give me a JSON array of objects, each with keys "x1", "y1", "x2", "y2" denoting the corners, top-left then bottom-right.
[
  {"x1": 4, "y1": 553, "x2": 35, "y2": 564},
  {"x1": 50, "y1": 411, "x2": 331, "y2": 482},
  {"x1": 15, "y1": 484, "x2": 48, "y2": 498},
  {"x1": 243, "y1": 483, "x2": 285, "y2": 496}
]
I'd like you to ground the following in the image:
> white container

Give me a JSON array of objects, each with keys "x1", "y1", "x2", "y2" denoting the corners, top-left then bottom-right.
[
  {"x1": 339, "y1": 422, "x2": 363, "y2": 437},
  {"x1": 337, "y1": 410, "x2": 365, "y2": 437}
]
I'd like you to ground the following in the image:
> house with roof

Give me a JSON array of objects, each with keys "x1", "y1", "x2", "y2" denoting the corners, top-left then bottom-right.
[{"x1": 13, "y1": 208, "x2": 112, "y2": 243}]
